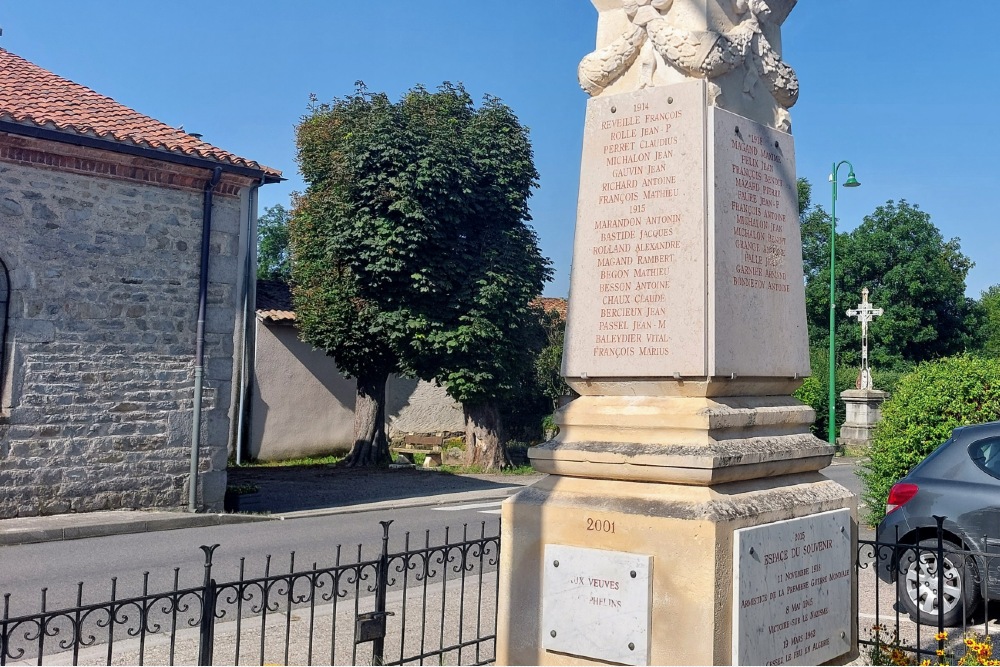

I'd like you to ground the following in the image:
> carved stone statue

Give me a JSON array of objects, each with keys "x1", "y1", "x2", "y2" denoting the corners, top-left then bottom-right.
[{"x1": 579, "y1": 0, "x2": 798, "y2": 131}]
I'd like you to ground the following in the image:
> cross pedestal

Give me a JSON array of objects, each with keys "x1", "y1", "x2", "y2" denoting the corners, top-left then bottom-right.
[
  {"x1": 838, "y1": 389, "x2": 888, "y2": 453},
  {"x1": 838, "y1": 289, "x2": 886, "y2": 451}
]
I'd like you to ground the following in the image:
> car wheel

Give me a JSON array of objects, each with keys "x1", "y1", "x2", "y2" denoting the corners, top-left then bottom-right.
[{"x1": 896, "y1": 539, "x2": 980, "y2": 626}]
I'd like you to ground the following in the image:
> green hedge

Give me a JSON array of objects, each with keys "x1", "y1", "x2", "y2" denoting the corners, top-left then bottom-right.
[
  {"x1": 859, "y1": 355, "x2": 1000, "y2": 525},
  {"x1": 793, "y1": 355, "x2": 859, "y2": 438}
]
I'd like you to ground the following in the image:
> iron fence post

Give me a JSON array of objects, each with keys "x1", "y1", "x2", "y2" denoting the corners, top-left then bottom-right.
[
  {"x1": 198, "y1": 545, "x2": 220, "y2": 666},
  {"x1": 934, "y1": 515, "x2": 945, "y2": 659},
  {"x1": 373, "y1": 521, "x2": 392, "y2": 666},
  {"x1": 2, "y1": 593, "x2": 8, "y2": 667}
]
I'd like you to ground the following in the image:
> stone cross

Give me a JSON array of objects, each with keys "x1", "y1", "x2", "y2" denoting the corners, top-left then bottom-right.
[{"x1": 845, "y1": 287, "x2": 883, "y2": 390}]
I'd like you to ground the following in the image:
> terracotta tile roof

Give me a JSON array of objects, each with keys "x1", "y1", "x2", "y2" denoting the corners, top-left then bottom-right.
[
  {"x1": 533, "y1": 297, "x2": 568, "y2": 320},
  {"x1": 256, "y1": 280, "x2": 296, "y2": 324},
  {"x1": 0, "y1": 48, "x2": 280, "y2": 179}
]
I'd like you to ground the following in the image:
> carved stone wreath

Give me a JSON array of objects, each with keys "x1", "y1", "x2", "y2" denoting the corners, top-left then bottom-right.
[{"x1": 578, "y1": 0, "x2": 798, "y2": 109}]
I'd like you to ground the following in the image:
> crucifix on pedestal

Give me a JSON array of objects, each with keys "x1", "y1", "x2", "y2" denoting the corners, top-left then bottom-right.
[{"x1": 846, "y1": 287, "x2": 883, "y2": 390}]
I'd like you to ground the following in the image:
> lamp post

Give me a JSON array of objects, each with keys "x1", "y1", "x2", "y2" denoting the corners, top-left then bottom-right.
[{"x1": 828, "y1": 161, "x2": 861, "y2": 444}]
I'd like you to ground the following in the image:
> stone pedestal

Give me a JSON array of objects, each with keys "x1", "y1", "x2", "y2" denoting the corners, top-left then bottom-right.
[
  {"x1": 497, "y1": 381, "x2": 857, "y2": 665},
  {"x1": 837, "y1": 389, "x2": 887, "y2": 450},
  {"x1": 497, "y1": 2, "x2": 856, "y2": 663},
  {"x1": 498, "y1": 473, "x2": 855, "y2": 665}
]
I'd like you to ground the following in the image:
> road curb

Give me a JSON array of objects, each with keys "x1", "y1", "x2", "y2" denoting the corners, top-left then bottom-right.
[
  {"x1": 0, "y1": 486, "x2": 525, "y2": 547},
  {"x1": 0, "y1": 511, "x2": 271, "y2": 547}
]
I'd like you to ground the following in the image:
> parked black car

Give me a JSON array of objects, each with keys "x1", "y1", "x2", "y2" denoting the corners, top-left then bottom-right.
[{"x1": 876, "y1": 421, "x2": 1000, "y2": 626}]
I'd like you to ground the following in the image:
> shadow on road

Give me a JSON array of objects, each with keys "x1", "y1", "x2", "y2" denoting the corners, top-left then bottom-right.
[{"x1": 227, "y1": 465, "x2": 540, "y2": 514}]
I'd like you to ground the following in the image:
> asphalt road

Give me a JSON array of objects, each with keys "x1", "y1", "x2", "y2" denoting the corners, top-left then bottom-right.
[
  {"x1": 0, "y1": 501, "x2": 505, "y2": 618},
  {"x1": 1, "y1": 459, "x2": 867, "y2": 615}
]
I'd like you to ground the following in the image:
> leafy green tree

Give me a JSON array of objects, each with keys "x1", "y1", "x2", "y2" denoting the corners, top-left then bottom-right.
[
  {"x1": 387, "y1": 90, "x2": 552, "y2": 469},
  {"x1": 976, "y1": 285, "x2": 1000, "y2": 357},
  {"x1": 291, "y1": 83, "x2": 549, "y2": 469},
  {"x1": 797, "y1": 177, "x2": 811, "y2": 216},
  {"x1": 797, "y1": 178, "x2": 832, "y2": 282},
  {"x1": 859, "y1": 355, "x2": 1000, "y2": 525},
  {"x1": 804, "y1": 200, "x2": 980, "y2": 371},
  {"x1": 256, "y1": 204, "x2": 291, "y2": 281},
  {"x1": 289, "y1": 198, "x2": 400, "y2": 466},
  {"x1": 535, "y1": 306, "x2": 570, "y2": 410}
]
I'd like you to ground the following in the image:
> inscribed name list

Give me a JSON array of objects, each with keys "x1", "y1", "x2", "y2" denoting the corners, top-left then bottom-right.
[
  {"x1": 564, "y1": 83, "x2": 707, "y2": 378},
  {"x1": 709, "y1": 107, "x2": 809, "y2": 377},
  {"x1": 733, "y1": 509, "x2": 852, "y2": 666},
  {"x1": 542, "y1": 544, "x2": 652, "y2": 666}
]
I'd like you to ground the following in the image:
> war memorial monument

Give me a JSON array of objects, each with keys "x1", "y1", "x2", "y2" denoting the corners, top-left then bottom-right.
[{"x1": 497, "y1": 1, "x2": 857, "y2": 664}]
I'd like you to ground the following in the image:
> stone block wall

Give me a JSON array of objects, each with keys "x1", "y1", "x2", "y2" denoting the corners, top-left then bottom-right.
[{"x1": 0, "y1": 156, "x2": 246, "y2": 518}]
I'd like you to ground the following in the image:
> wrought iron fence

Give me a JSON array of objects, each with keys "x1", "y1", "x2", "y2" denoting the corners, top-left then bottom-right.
[
  {"x1": 858, "y1": 516, "x2": 1000, "y2": 665},
  {"x1": 0, "y1": 520, "x2": 500, "y2": 666}
]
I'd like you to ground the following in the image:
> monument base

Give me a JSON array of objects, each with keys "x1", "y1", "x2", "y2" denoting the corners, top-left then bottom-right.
[
  {"x1": 531, "y1": 390, "x2": 833, "y2": 484},
  {"x1": 837, "y1": 389, "x2": 887, "y2": 452},
  {"x1": 496, "y1": 471, "x2": 858, "y2": 666}
]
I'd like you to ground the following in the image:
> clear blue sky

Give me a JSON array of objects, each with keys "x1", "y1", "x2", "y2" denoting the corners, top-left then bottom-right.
[{"x1": 4, "y1": 2, "x2": 997, "y2": 298}]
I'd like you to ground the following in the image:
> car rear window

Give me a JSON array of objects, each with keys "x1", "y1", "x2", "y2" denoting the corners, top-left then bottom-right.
[{"x1": 969, "y1": 436, "x2": 1000, "y2": 479}]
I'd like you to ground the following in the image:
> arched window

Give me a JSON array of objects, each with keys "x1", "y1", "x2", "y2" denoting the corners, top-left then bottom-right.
[{"x1": 0, "y1": 257, "x2": 8, "y2": 398}]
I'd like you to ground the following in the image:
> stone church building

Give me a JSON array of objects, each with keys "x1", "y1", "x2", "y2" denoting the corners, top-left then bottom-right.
[{"x1": 0, "y1": 48, "x2": 280, "y2": 517}]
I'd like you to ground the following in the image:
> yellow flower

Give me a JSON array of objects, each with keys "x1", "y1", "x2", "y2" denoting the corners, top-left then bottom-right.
[
  {"x1": 937, "y1": 631, "x2": 949, "y2": 641},
  {"x1": 936, "y1": 649, "x2": 945, "y2": 657},
  {"x1": 921, "y1": 660, "x2": 932, "y2": 666}
]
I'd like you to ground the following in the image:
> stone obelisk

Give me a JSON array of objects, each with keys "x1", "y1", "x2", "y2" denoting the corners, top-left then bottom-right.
[{"x1": 496, "y1": 1, "x2": 857, "y2": 665}]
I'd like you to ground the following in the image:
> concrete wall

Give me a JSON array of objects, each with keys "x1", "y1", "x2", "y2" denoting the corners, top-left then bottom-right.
[
  {"x1": 249, "y1": 322, "x2": 356, "y2": 460},
  {"x1": 386, "y1": 377, "x2": 465, "y2": 438},
  {"x1": 250, "y1": 321, "x2": 466, "y2": 461},
  {"x1": 0, "y1": 157, "x2": 247, "y2": 517}
]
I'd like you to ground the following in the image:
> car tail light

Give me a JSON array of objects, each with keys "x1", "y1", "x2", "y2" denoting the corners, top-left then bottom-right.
[{"x1": 885, "y1": 482, "x2": 919, "y2": 515}]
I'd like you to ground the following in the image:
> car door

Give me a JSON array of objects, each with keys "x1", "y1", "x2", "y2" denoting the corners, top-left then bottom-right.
[{"x1": 963, "y1": 435, "x2": 1000, "y2": 594}]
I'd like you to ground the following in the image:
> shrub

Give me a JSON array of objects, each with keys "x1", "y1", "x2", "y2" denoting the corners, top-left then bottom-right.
[
  {"x1": 859, "y1": 355, "x2": 1000, "y2": 525},
  {"x1": 872, "y1": 364, "x2": 914, "y2": 397},
  {"x1": 794, "y1": 347, "x2": 859, "y2": 438}
]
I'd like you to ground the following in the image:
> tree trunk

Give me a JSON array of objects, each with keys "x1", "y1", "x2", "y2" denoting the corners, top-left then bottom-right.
[
  {"x1": 464, "y1": 402, "x2": 511, "y2": 471},
  {"x1": 344, "y1": 371, "x2": 391, "y2": 467}
]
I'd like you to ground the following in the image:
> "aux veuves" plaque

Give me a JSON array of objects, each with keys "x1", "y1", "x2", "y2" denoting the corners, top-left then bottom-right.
[{"x1": 542, "y1": 544, "x2": 653, "y2": 665}]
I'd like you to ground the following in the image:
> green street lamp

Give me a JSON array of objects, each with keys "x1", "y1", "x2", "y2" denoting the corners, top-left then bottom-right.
[{"x1": 828, "y1": 161, "x2": 861, "y2": 444}]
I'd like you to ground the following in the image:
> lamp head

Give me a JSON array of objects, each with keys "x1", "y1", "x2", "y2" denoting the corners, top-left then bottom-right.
[{"x1": 843, "y1": 171, "x2": 861, "y2": 188}]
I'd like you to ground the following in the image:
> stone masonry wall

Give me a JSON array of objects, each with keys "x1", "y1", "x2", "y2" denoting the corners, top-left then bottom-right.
[{"x1": 0, "y1": 158, "x2": 244, "y2": 518}]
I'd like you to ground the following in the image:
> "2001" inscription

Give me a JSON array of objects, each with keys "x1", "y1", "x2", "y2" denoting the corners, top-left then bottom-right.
[{"x1": 586, "y1": 518, "x2": 616, "y2": 533}]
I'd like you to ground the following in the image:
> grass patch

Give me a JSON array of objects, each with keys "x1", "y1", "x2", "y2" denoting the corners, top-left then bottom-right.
[
  {"x1": 235, "y1": 453, "x2": 345, "y2": 468},
  {"x1": 226, "y1": 482, "x2": 259, "y2": 495}
]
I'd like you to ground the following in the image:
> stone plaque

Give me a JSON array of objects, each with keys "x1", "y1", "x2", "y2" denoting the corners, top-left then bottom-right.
[
  {"x1": 708, "y1": 106, "x2": 809, "y2": 378},
  {"x1": 563, "y1": 81, "x2": 810, "y2": 380},
  {"x1": 564, "y1": 82, "x2": 708, "y2": 379},
  {"x1": 542, "y1": 544, "x2": 652, "y2": 665},
  {"x1": 733, "y1": 509, "x2": 852, "y2": 666}
]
